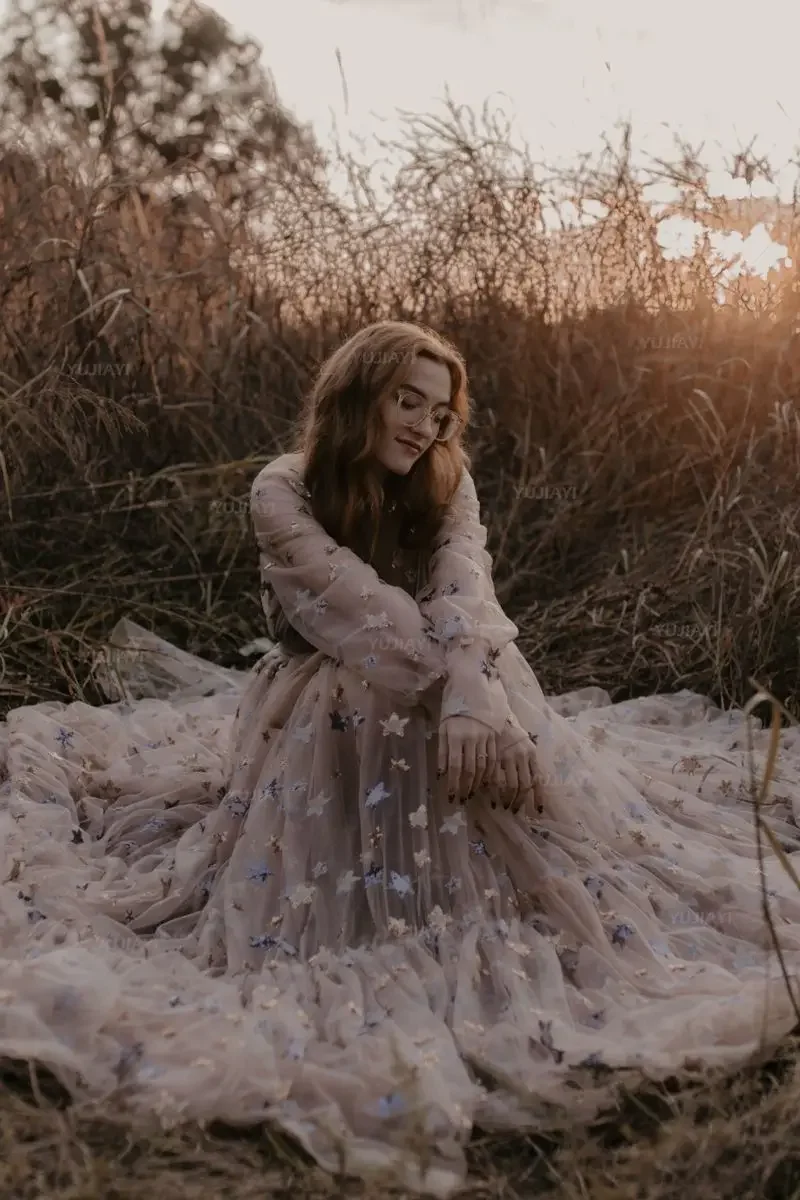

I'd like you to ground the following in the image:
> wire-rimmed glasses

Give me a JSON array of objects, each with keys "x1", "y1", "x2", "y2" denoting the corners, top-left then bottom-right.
[{"x1": 395, "y1": 388, "x2": 463, "y2": 443}]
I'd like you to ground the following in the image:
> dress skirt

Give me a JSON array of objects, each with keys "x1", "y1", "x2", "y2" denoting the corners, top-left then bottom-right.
[{"x1": 2, "y1": 452, "x2": 800, "y2": 1195}]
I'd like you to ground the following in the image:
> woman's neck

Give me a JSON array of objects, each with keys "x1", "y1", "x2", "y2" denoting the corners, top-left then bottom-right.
[{"x1": 381, "y1": 472, "x2": 405, "y2": 510}]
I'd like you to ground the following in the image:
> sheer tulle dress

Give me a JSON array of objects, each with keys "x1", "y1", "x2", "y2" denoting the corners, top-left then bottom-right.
[{"x1": 4, "y1": 449, "x2": 800, "y2": 1195}]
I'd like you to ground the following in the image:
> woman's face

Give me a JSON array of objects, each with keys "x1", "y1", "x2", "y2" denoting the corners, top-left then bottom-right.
[{"x1": 373, "y1": 355, "x2": 453, "y2": 476}]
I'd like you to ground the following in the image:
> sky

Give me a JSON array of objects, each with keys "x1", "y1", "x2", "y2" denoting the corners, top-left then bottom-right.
[
  {"x1": 8, "y1": 0, "x2": 796, "y2": 283},
  {"x1": 189, "y1": 0, "x2": 799, "y2": 282},
  {"x1": 197, "y1": 0, "x2": 800, "y2": 176}
]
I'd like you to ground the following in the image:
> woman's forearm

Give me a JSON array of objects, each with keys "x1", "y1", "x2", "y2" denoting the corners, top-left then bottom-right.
[{"x1": 252, "y1": 459, "x2": 447, "y2": 705}]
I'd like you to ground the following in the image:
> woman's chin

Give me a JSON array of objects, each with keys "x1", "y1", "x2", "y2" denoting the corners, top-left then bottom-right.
[{"x1": 379, "y1": 453, "x2": 415, "y2": 475}]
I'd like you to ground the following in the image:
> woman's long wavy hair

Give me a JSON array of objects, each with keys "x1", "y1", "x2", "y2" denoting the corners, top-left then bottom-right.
[{"x1": 291, "y1": 321, "x2": 471, "y2": 564}]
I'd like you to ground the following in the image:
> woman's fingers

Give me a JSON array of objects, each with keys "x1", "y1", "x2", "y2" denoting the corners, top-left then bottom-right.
[
  {"x1": 439, "y1": 719, "x2": 540, "y2": 810},
  {"x1": 460, "y1": 739, "x2": 477, "y2": 800},
  {"x1": 511, "y1": 752, "x2": 535, "y2": 813},
  {"x1": 447, "y1": 733, "x2": 464, "y2": 800},
  {"x1": 438, "y1": 724, "x2": 459, "y2": 799},
  {"x1": 474, "y1": 732, "x2": 498, "y2": 796},
  {"x1": 471, "y1": 733, "x2": 489, "y2": 794},
  {"x1": 502, "y1": 757, "x2": 520, "y2": 808},
  {"x1": 437, "y1": 724, "x2": 448, "y2": 778},
  {"x1": 485, "y1": 733, "x2": 497, "y2": 784},
  {"x1": 470, "y1": 736, "x2": 483, "y2": 794},
  {"x1": 490, "y1": 760, "x2": 505, "y2": 805}
]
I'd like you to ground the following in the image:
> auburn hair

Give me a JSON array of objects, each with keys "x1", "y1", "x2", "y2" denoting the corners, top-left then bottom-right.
[{"x1": 290, "y1": 320, "x2": 471, "y2": 563}]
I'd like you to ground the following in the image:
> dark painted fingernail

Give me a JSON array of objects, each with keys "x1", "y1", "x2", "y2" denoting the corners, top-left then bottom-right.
[
  {"x1": 491, "y1": 801, "x2": 497, "y2": 809},
  {"x1": 537, "y1": 805, "x2": 544, "y2": 813},
  {"x1": 467, "y1": 791, "x2": 474, "y2": 800},
  {"x1": 448, "y1": 792, "x2": 455, "y2": 803}
]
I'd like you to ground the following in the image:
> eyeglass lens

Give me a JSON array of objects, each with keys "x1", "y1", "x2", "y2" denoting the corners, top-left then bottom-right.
[{"x1": 396, "y1": 390, "x2": 459, "y2": 440}]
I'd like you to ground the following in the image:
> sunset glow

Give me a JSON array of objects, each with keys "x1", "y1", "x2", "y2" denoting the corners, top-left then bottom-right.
[{"x1": 186, "y1": 0, "x2": 800, "y2": 293}]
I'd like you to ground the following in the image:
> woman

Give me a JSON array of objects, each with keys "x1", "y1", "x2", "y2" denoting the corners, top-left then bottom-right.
[
  {"x1": 171, "y1": 322, "x2": 546, "y2": 974},
  {"x1": 4, "y1": 320, "x2": 800, "y2": 1196}
]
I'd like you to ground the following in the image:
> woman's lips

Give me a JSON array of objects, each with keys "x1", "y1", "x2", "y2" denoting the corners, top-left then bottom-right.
[{"x1": 396, "y1": 437, "x2": 421, "y2": 453}]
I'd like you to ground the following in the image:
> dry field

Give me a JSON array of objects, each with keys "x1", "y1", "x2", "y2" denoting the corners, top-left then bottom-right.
[{"x1": 3, "y1": 90, "x2": 800, "y2": 1197}]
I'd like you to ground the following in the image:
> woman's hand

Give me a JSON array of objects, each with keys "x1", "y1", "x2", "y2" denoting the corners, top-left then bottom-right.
[
  {"x1": 492, "y1": 725, "x2": 541, "y2": 814},
  {"x1": 438, "y1": 716, "x2": 497, "y2": 802}
]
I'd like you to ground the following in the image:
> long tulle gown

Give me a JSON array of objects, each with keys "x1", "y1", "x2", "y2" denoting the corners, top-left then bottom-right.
[{"x1": 4, "y1": 449, "x2": 800, "y2": 1195}]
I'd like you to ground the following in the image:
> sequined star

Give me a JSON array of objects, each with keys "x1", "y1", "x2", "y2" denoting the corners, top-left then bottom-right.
[
  {"x1": 440, "y1": 810, "x2": 467, "y2": 835},
  {"x1": 389, "y1": 871, "x2": 413, "y2": 897},
  {"x1": 288, "y1": 883, "x2": 316, "y2": 908},
  {"x1": 363, "y1": 612, "x2": 392, "y2": 630},
  {"x1": 365, "y1": 781, "x2": 390, "y2": 809},
  {"x1": 409, "y1": 804, "x2": 428, "y2": 829},
  {"x1": 337, "y1": 869, "x2": 359, "y2": 894},
  {"x1": 380, "y1": 713, "x2": 410, "y2": 738},
  {"x1": 307, "y1": 789, "x2": 332, "y2": 816}
]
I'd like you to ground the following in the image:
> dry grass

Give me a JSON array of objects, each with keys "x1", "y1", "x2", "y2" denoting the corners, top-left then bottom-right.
[
  {"x1": 4, "y1": 100, "x2": 800, "y2": 1195},
  {"x1": 4, "y1": 1044, "x2": 800, "y2": 1198},
  {"x1": 3, "y1": 114, "x2": 800, "y2": 723}
]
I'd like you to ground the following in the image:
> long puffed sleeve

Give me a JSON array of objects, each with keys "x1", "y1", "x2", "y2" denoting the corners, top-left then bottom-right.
[
  {"x1": 419, "y1": 468, "x2": 518, "y2": 734},
  {"x1": 251, "y1": 454, "x2": 447, "y2": 705}
]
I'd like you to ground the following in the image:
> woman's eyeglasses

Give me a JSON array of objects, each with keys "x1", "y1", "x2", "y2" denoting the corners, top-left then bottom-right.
[{"x1": 395, "y1": 388, "x2": 463, "y2": 443}]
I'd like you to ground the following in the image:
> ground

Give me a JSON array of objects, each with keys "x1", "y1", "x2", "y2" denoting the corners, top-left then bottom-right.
[{"x1": 3, "y1": 1041, "x2": 800, "y2": 1199}]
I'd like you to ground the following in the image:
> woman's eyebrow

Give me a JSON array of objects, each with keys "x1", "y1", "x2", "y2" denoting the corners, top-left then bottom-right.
[{"x1": 401, "y1": 383, "x2": 450, "y2": 410}]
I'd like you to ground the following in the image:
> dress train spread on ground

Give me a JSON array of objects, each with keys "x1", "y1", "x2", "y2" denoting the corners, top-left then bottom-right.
[{"x1": 3, "y1": 452, "x2": 800, "y2": 1196}]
